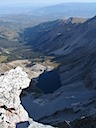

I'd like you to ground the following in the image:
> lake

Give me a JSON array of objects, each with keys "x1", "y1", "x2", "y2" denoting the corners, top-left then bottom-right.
[{"x1": 36, "y1": 70, "x2": 62, "y2": 93}]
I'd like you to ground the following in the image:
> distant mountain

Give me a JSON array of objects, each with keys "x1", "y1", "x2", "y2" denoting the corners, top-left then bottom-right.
[
  {"x1": 0, "y1": 3, "x2": 96, "y2": 28},
  {"x1": 1, "y1": 3, "x2": 96, "y2": 18},
  {"x1": 36, "y1": 3, "x2": 96, "y2": 19}
]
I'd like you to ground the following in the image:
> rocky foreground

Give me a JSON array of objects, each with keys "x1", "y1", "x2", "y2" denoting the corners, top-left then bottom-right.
[
  {"x1": 0, "y1": 66, "x2": 55, "y2": 128},
  {"x1": 0, "y1": 66, "x2": 96, "y2": 128}
]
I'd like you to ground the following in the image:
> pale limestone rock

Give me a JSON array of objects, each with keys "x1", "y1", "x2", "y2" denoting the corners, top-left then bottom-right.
[{"x1": 0, "y1": 67, "x2": 30, "y2": 128}]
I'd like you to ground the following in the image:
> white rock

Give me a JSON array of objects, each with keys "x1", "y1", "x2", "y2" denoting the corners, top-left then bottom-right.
[
  {"x1": 28, "y1": 118, "x2": 56, "y2": 128},
  {"x1": 0, "y1": 67, "x2": 30, "y2": 127}
]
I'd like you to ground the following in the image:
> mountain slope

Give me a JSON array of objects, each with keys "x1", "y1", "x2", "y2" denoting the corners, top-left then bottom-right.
[
  {"x1": 23, "y1": 17, "x2": 86, "y2": 53},
  {"x1": 23, "y1": 16, "x2": 96, "y2": 55},
  {"x1": 23, "y1": 16, "x2": 96, "y2": 88},
  {"x1": 21, "y1": 16, "x2": 96, "y2": 127}
]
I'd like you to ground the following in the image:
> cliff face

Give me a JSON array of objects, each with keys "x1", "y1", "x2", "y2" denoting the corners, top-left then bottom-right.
[{"x1": 0, "y1": 67, "x2": 55, "y2": 128}]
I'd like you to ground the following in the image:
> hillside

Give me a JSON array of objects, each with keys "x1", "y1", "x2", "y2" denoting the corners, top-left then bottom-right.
[
  {"x1": 20, "y1": 16, "x2": 96, "y2": 127},
  {"x1": 23, "y1": 17, "x2": 86, "y2": 53},
  {"x1": 23, "y1": 16, "x2": 96, "y2": 88},
  {"x1": 0, "y1": 19, "x2": 44, "y2": 63}
]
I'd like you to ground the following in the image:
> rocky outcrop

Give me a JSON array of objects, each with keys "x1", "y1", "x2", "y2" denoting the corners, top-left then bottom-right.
[
  {"x1": 0, "y1": 66, "x2": 55, "y2": 128},
  {"x1": 0, "y1": 67, "x2": 30, "y2": 128}
]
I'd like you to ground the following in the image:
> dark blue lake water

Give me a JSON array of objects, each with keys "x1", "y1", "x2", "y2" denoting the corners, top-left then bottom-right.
[
  {"x1": 20, "y1": 70, "x2": 62, "y2": 120},
  {"x1": 36, "y1": 70, "x2": 62, "y2": 93}
]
